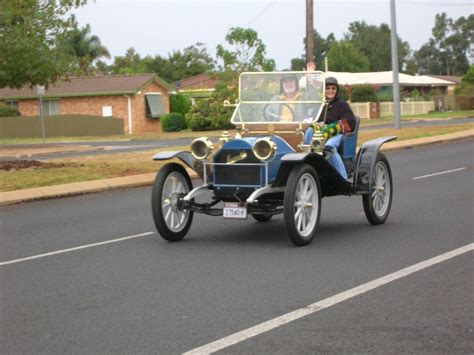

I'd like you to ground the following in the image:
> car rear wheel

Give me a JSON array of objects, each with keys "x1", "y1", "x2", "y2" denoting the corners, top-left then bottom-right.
[
  {"x1": 151, "y1": 163, "x2": 193, "y2": 242},
  {"x1": 363, "y1": 153, "x2": 393, "y2": 225},
  {"x1": 284, "y1": 164, "x2": 321, "y2": 246}
]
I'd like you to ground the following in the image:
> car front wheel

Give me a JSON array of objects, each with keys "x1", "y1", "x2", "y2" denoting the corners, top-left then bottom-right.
[
  {"x1": 363, "y1": 153, "x2": 393, "y2": 225},
  {"x1": 151, "y1": 163, "x2": 193, "y2": 242},
  {"x1": 284, "y1": 164, "x2": 321, "y2": 246}
]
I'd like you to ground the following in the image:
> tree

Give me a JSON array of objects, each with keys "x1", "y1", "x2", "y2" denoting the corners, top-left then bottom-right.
[
  {"x1": 345, "y1": 21, "x2": 410, "y2": 72},
  {"x1": 147, "y1": 43, "x2": 215, "y2": 83},
  {"x1": 61, "y1": 24, "x2": 110, "y2": 75},
  {"x1": 216, "y1": 27, "x2": 275, "y2": 76},
  {"x1": 414, "y1": 13, "x2": 473, "y2": 75},
  {"x1": 455, "y1": 66, "x2": 474, "y2": 95},
  {"x1": 111, "y1": 47, "x2": 149, "y2": 74},
  {"x1": 326, "y1": 40, "x2": 370, "y2": 72},
  {"x1": 108, "y1": 43, "x2": 215, "y2": 82},
  {"x1": 291, "y1": 30, "x2": 335, "y2": 70},
  {"x1": 412, "y1": 41, "x2": 443, "y2": 75},
  {"x1": 0, "y1": 0, "x2": 88, "y2": 88}
]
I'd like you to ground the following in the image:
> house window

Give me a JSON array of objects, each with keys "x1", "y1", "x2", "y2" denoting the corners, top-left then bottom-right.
[
  {"x1": 5, "y1": 100, "x2": 18, "y2": 108},
  {"x1": 102, "y1": 106, "x2": 113, "y2": 117},
  {"x1": 40, "y1": 99, "x2": 61, "y2": 116},
  {"x1": 145, "y1": 94, "x2": 165, "y2": 118}
]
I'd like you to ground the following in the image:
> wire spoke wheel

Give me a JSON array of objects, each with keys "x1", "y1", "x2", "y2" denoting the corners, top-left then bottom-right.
[
  {"x1": 363, "y1": 153, "x2": 393, "y2": 225},
  {"x1": 284, "y1": 164, "x2": 321, "y2": 246},
  {"x1": 152, "y1": 163, "x2": 193, "y2": 241}
]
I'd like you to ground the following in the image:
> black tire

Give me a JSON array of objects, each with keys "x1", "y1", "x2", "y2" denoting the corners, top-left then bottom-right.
[
  {"x1": 283, "y1": 164, "x2": 322, "y2": 246},
  {"x1": 363, "y1": 153, "x2": 393, "y2": 225},
  {"x1": 151, "y1": 163, "x2": 193, "y2": 242},
  {"x1": 251, "y1": 214, "x2": 273, "y2": 222}
]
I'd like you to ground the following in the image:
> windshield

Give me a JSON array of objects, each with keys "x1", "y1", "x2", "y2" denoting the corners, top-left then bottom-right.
[{"x1": 231, "y1": 71, "x2": 326, "y2": 125}]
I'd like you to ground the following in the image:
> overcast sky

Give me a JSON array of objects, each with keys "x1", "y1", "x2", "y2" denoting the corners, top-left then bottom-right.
[{"x1": 73, "y1": 0, "x2": 473, "y2": 71}]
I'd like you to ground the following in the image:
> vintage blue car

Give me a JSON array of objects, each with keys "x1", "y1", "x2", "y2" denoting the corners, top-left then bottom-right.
[{"x1": 151, "y1": 71, "x2": 396, "y2": 246}]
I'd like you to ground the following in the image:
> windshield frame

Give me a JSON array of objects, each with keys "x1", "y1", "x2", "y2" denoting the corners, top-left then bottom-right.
[{"x1": 231, "y1": 70, "x2": 327, "y2": 125}]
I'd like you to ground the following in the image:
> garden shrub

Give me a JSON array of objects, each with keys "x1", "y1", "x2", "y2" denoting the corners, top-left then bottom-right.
[
  {"x1": 337, "y1": 85, "x2": 349, "y2": 101},
  {"x1": 161, "y1": 112, "x2": 186, "y2": 132},
  {"x1": 377, "y1": 87, "x2": 393, "y2": 102},
  {"x1": 186, "y1": 112, "x2": 212, "y2": 131},
  {"x1": 170, "y1": 94, "x2": 192, "y2": 116},
  {"x1": 351, "y1": 84, "x2": 378, "y2": 102},
  {"x1": 185, "y1": 83, "x2": 237, "y2": 131},
  {"x1": 0, "y1": 104, "x2": 20, "y2": 117}
]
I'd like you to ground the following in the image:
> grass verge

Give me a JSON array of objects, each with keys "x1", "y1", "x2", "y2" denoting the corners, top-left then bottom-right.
[{"x1": 1, "y1": 124, "x2": 472, "y2": 192}]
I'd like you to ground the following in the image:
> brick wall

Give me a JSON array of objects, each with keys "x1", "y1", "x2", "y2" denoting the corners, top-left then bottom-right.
[
  {"x1": 18, "y1": 100, "x2": 39, "y2": 116},
  {"x1": 13, "y1": 80, "x2": 170, "y2": 134},
  {"x1": 131, "y1": 82, "x2": 170, "y2": 134}
]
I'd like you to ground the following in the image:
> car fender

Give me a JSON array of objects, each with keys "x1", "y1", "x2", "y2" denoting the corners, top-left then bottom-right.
[
  {"x1": 355, "y1": 136, "x2": 397, "y2": 192},
  {"x1": 153, "y1": 151, "x2": 206, "y2": 180},
  {"x1": 273, "y1": 152, "x2": 327, "y2": 187}
]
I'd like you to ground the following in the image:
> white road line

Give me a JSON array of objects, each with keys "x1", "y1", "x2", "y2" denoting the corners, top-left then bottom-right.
[
  {"x1": 412, "y1": 167, "x2": 466, "y2": 180},
  {"x1": 0, "y1": 231, "x2": 155, "y2": 266},
  {"x1": 184, "y1": 243, "x2": 474, "y2": 355}
]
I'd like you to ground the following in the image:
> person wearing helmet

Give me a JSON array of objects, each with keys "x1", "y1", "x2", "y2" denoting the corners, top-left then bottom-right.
[{"x1": 318, "y1": 76, "x2": 356, "y2": 179}]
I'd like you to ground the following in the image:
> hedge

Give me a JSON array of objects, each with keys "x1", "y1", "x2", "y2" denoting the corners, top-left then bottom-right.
[{"x1": 161, "y1": 112, "x2": 186, "y2": 132}]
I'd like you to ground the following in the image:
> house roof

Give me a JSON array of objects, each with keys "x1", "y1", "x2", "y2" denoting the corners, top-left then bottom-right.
[
  {"x1": 0, "y1": 73, "x2": 174, "y2": 100},
  {"x1": 426, "y1": 75, "x2": 462, "y2": 85},
  {"x1": 174, "y1": 73, "x2": 218, "y2": 91},
  {"x1": 325, "y1": 71, "x2": 455, "y2": 87}
]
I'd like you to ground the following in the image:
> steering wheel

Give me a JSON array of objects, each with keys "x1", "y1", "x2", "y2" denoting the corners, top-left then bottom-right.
[{"x1": 263, "y1": 103, "x2": 295, "y2": 122}]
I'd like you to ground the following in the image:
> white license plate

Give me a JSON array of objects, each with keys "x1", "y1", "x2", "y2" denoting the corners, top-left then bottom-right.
[{"x1": 223, "y1": 202, "x2": 247, "y2": 219}]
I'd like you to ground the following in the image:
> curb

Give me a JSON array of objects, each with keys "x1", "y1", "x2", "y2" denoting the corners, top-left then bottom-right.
[{"x1": 1, "y1": 131, "x2": 472, "y2": 206}]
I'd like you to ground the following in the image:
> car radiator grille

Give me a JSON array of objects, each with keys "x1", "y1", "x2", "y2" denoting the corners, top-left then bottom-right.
[{"x1": 213, "y1": 149, "x2": 262, "y2": 186}]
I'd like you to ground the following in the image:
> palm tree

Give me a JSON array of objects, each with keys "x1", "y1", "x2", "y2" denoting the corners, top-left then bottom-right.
[{"x1": 62, "y1": 24, "x2": 110, "y2": 75}]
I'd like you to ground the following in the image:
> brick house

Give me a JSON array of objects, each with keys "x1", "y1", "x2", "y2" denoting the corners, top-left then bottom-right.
[
  {"x1": 174, "y1": 73, "x2": 218, "y2": 103},
  {"x1": 0, "y1": 73, "x2": 174, "y2": 134}
]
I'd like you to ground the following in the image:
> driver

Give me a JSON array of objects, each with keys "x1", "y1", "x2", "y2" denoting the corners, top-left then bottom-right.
[{"x1": 266, "y1": 62, "x2": 319, "y2": 122}]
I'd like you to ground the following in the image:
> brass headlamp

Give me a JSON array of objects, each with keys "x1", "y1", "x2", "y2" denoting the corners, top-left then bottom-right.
[
  {"x1": 190, "y1": 137, "x2": 214, "y2": 160},
  {"x1": 253, "y1": 137, "x2": 277, "y2": 161},
  {"x1": 311, "y1": 127, "x2": 325, "y2": 155}
]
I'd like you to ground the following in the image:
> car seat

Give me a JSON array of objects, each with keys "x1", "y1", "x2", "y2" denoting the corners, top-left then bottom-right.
[{"x1": 339, "y1": 115, "x2": 360, "y2": 176}]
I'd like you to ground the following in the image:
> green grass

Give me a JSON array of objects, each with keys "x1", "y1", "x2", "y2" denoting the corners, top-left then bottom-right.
[
  {"x1": 361, "y1": 110, "x2": 474, "y2": 127},
  {"x1": 0, "y1": 129, "x2": 229, "y2": 145}
]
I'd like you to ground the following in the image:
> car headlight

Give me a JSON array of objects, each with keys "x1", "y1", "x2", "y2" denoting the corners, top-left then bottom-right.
[
  {"x1": 253, "y1": 138, "x2": 277, "y2": 161},
  {"x1": 190, "y1": 137, "x2": 214, "y2": 160}
]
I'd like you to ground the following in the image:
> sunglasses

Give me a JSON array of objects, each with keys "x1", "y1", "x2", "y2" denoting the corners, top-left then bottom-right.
[{"x1": 326, "y1": 86, "x2": 337, "y2": 91}]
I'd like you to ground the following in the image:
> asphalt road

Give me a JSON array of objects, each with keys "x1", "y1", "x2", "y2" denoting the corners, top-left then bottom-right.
[
  {"x1": 6, "y1": 117, "x2": 474, "y2": 161},
  {"x1": 1, "y1": 140, "x2": 473, "y2": 353}
]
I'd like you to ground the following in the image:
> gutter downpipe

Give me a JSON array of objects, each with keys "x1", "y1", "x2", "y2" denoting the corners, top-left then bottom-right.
[{"x1": 125, "y1": 95, "x2": 132, "y2": 134}]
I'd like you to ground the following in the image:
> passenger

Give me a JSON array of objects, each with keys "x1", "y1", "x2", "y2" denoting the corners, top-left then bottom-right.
[{"x1": 318, "y1": 76, "x2": 356, "y2": 179}]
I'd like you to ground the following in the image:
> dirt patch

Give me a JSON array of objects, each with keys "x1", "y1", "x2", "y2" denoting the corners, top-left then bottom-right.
[{"x1": 0, "y1": 160, "x2": 75, "y2": 171}]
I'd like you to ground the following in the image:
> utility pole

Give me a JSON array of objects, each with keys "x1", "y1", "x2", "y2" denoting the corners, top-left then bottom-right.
[
  {"x1": 37, "y1": 85, "x2": 46, "y2": 143},
  {"x1": 390, "y1": 0, "x2": 401, "y2": 130},
  {"x1": 306, "y1": 0, "x2": 314, "y2": 67}
]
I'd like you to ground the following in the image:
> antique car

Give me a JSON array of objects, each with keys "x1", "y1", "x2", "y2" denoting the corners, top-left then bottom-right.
[{"x1": 151, "y1": 71, "x2": 396, "y2": 246}]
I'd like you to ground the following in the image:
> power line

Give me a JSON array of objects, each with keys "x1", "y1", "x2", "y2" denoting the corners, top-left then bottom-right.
[{"x1": 244, "y1": 0, "x2": 277, "y2": 27}]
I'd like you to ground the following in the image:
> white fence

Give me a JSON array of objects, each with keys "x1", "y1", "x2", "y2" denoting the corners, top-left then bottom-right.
[
  {"x1": 380, "y1": 101, "x2": 435, "y2": 117},
  {"x1": 349, "y1": 102, "x2": 371, "y2": 119},
  {"x1": 349, "y1": 101, "x2": 435, "y2": 119}
]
